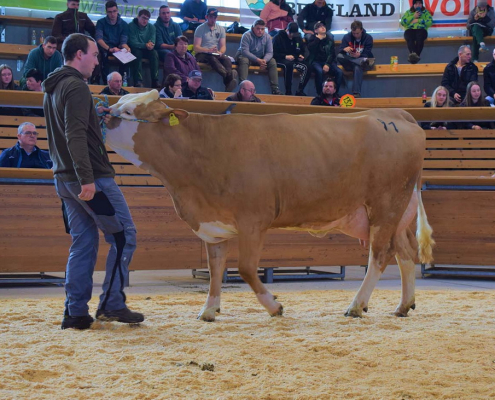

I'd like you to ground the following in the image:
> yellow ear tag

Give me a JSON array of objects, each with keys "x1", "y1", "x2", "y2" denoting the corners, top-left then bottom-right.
[{"x1": 169, "y1": 113, "x2": 179, "y2": 127}]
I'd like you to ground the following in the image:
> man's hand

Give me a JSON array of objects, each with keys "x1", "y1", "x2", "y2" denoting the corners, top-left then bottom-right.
[
  {"x1": 472, "y1": 125, "x2": 482, "y2": 130},
  {"x1": 298, "y1": 55, "x2": 304, "y2": 61},
  {"x1": 146, "y1": 41, "x2": 154, "y2": 50},
  {"x1": 303, "y1": 29, "x2": 314, "y2": 35},
  {"x1": 344, "y1": 46, "x2": 353, "y2": 53},
  {"x1": 97, "y1": 106, "x2": 112, "y2": 124},
  {"x1": 257, "y1": 58, "x2": 267, "y2": 70},
  {"x1": 350, "y1": 50, "x2": 360, "y2": 58},
  {"x1": 323, "y1": 64, "x2": 330, "y2": 73},
  {"x1": 78, "y1": 183, "x2": 96, "y2": 201},
  {"x1": 454, "y1": 93, "x2": 462, "y2": 102},
  {"x1": 286, "y1": 55, "x2": 295, "y2": 61}
]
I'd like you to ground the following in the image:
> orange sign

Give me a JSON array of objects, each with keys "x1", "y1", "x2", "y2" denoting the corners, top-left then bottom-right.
[{"x1": 340, "y1": 94, "x2": 356, "y2": 108}]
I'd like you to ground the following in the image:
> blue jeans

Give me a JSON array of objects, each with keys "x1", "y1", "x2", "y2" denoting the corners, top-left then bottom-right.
[
  {"x1": 55, "y1": 177, "x2": 137, "y2": 317},
  {"x1": 309, "y1": 61, "x2": 343, "y2": 95}
]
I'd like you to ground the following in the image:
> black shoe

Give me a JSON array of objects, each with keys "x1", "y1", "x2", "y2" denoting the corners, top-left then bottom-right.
[
  {"x1": 134, "y1": 81, "x2": 144, "y2": 88},
  {"x1": 96, "y1": 307, "x2": 145, "y2": 323},
  {"x1": 408, "y1": 52, "x2": 420, "y2": 64},
  {"x1": 272, "y1": 88, "x2": 282, "y2": 95},
  {"x1": 151, "y1": 80, "x2": 160, "y2": 89},
  {"x1": 295, "y1": 90, "x2": 307, "y2": 96},
  {"x1": 61, "y1": 315, "x2": 94, "y2": 330},
  {"x1": 285, "y1": 91, "x2": 292, "y2": 96}
]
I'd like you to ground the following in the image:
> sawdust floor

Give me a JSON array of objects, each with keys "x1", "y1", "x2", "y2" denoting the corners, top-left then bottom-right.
[{"x1": 1, "y1": 289, "x2": 495, "y2": 399}]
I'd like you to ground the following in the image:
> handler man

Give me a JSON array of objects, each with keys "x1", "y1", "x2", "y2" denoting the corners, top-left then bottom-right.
[{"x1": 43, "y1": 33, "x2": 144, "y2": 330}]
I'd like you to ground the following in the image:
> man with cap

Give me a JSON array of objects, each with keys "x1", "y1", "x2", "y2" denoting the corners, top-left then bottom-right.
[
  {"x1": 272, "y1": 22, "x2": 308, "y2": 96},
  {"x1": 467, "y1": 0, "x2": 495, "y2": 62},
  {"x1": 193, "y1": 8, "x2": 238, "y2": 92},
  {"x1": 182, "y1": 70, "x2": 214, "y2": 100}
]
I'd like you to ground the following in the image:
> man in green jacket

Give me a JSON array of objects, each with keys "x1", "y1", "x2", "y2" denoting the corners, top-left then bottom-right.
[
  {"x1": 128, "y1": 9, "x2": 159, "y2": 88},
  {"x1": 23, "y1": 36, "x2": 63, "y2": 85},
  {"x1": 43, "y1": 33, "x2": 144, "y2": 330}
]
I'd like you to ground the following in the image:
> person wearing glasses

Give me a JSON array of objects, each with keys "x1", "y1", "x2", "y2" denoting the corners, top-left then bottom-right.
[
  {"x1": 160, "y1": 73, "x2": 184, "y2": 98},
  {"x1": 0, "y1": 122, "x2": 52, "y2": 168},
  {"x1": 225, "y1": 80, "x2": 262, "y2": 102},
  {"x1": 182, "y1": 70, "x2": 214, "y2": 100},
  {"x1": 193, "y1": 8, "x2": 238, "y2": 92}
]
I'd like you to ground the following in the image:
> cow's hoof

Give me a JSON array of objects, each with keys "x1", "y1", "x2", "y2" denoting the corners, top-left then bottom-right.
[
  {"x1": 363, "y1": 307, "x2": 368, "y2": 313},
  {"x1": 197, "y1": 306, "x2": 219, "y2": 322},
  {"x1": 270, "y1": 305, "x2": 283, "y2": 317},
  {"x1": 344, "y1": 308, "x2": 363, "y2": 318},
  {"x1": 393, "y1": 304, "x2": 414, "y2": 317}
]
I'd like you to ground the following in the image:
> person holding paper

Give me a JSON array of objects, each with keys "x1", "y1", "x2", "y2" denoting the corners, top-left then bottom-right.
[{"x1": 95, "y1": 1, "x2": 130, "y2": 85}]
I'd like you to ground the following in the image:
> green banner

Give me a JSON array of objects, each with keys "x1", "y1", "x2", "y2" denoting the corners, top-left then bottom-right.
[{"x1": 3, "y1": 1, "x2": 163, "y2": 18}]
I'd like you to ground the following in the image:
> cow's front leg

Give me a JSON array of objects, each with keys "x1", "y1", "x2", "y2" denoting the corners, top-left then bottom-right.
[
  {"x1": 198, "y1": 240, "x2": 229, "y2": 322},
  {"x1": 237, "y1": 228, "x2": 283, "y2": 317}
]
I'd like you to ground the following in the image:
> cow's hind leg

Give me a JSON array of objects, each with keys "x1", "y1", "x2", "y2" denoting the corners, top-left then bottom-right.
[
  {"x1": 394, "y1": 228, "x2": 417, "y2": 317},
  {"x1": 198, "y1": 240, "x2": 229, "y2": 322},
  {"x1": 345, "y1": 225, "x2": 397, "y2": 318},
  {"x1": 237, "y1": 229, "x2": 283, "y2": 317}
]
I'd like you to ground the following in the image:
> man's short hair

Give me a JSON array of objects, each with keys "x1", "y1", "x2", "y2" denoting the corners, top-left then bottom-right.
[
  {"x1": 44, "y1": 36, "x2": 57, "y2": 45},
  {"x1": 253, "y1": 19, "x2": 266, "y2": 27},
  {"x1": 350, "y1": 20, "x2": 363, "y2": 31},
  {"x1": 18, "y1": 122, "x2": 35, "y2": 136},
  {"x1": 458, "y1": 44, "x2": 470, "y2": 54},
  {"x1": 62, "y1": 33, "x2": 95, "y2": 62},
  {"x1": 314, "y1": 22, "x2": 325, "y2": 31},
  {"x1": 26, "y1": 68, "x2": 43, "y2": 82},
  {"x1": 174, "y1": 35, "x2": 189, "y2": 45},
  {"x1": 324, "y1": 78, "x2": 335, "y2": 86},
  {"x1": 138, "y1": 9, "x2": 151, "y2": 18},
  {"x1": 105, "y1": 1, "x2": 117, "y2": 10},
  {"x1": 159, "y1": 5, "x2": 170, "y2": 11}
]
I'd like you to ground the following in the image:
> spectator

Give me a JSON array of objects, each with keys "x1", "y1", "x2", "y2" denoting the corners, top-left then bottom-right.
[
  {"x1": 421, "y1": 86, "x2": 455, "y2": 130},
  {"x1": 0, "y1": 64, "x2": 22, "y2": 116},
  {"x1": 193, "y1": 8, "x2": 238, "y2": 92},
  {"x1": 310, "y1": 78, "x2": 340, "y2": 106},
  {"x1": 0, "y1": 122, "x2": 52, "y2": 168},
  {"x1": 179, "y1": 0, "x2": 207, "y2": 32},
  {"x1": 337, "y1": 20, "x2": 374, "y2": 98},
  {"x1": 306, "y1": 22, "x2": 343, "y2": 95},
  {"x1": 52, "y1": 0, "x2": 96, "y2": 51},
  {"x1": 236, "y1": 19, "x2": 282, "y2": 95},
  {"x1": 226, "y1": 80, "x2": 262, "y2": 102},
  {"x1": 459, "y1": 81, "x2": 494, "y2": 129},
  {"x1": 164, "y1": 36, "x2": 200, "y2": 85},
  {"x1": 297, "y1": 0, "x2": 333, "y2": 41},
  {"x1": 160, "y1": 73, "x2": 183, "y2": 98},
  {"x1": 95, "y1": 1, "x2": 130, "y2": 85},
  {"x1": 441, "y1": 44, "x2": 478, "y2": 105},
  {"x1": 100, "y1": 72, "x2": 129, "y2": 96},
  {"x1": 484, "y1": 48, "x2": 495, "y2": 105},
  {"x1": 128, "y1": 9, "x2": 159, "y2": 88},
  {"x1": 272, "y1": 22, "x2": 308, "y2": 96},
  {"x1": 467, "y1": 0, "x2": 495, "y2": 62},
  {"x1": 260, "y1": 0, "x2": 295, "y2": 37},
  {"x1": 155, "y1": 5, "x2": 183, "y2": 62},
  {"x1": 25, "y1": 68, "x2": 43, "y2": 92},
  {"x1": 182, "y1": 70, "x2": 214, "y2": 100},
  {"x1": 400, "y1": 0, "x2": 433, "y2": 64},
  {"x1": 23, "y1": 36, "x2": 63, "y2": 84}
]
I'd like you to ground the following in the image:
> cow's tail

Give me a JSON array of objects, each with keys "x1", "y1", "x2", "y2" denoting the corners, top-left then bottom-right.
[{"x1": 416, "y1": 177, "x2": 435, "y2": 264}]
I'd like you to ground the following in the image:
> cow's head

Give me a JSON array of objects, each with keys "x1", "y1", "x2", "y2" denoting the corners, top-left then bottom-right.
[{"x1": 110, "y1": 89, "x2": 189, "y2": 125}]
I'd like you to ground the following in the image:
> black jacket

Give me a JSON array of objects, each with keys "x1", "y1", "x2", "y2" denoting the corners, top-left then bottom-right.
[
  {"x1": 297, "y1": 2, "x2": 333, "y2": 31},
  {"x1": 307, "y1": 34, "x2": 336, "y2": 66},
  {"x1": 441, "y1": 57, "x2": 479, "y2": 101},
  {"x1": 0, "y1": 142, "x2": 52, "y2": 169},
  {"x1": 182, "y1": 85, "x2": 213, "y2": 100},
  {"x1": 272, "y1": 30, "x2": 306, "y2": 62},
  {"x1": 311, "y1": 93, "x2": 340, "y2": 106},
  {"x1": 483, "y1": 59, "x2": 495, "y2": 98},
  {"x1": 421, "y1": 100, "x2": 456, "y2": 130}
]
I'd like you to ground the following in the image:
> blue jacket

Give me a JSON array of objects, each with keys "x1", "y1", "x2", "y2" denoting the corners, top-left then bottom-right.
[
  {"x1": 338, "y1": 29, "x2": 374, "y2": 58},
  {"x1": 95, "y1": 15, "x2": 129, "y2": 48},
  {"x1": 0, "y1": 142, "x2": 52, "y2": 169},
  {"x1": 180, "y1": 0, "x2": 207, "y2": 21},
  {"x1": 155, "y1": 18, "x2": 182, "y2": 50}
]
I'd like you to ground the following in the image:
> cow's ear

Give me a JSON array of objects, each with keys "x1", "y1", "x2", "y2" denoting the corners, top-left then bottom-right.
[{"x1": 161, "y1": 109, "x2": 189, "y2": 126}]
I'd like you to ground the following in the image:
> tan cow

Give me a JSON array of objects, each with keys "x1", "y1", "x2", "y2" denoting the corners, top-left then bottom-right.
[{"x1": 106, "y1": 90, "x2": 434, "y2": 321}]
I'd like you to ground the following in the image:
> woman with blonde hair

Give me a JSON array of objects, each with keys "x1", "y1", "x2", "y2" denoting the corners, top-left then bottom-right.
[{"x1": 421, "y1": 85, "x2": 455, "y2": 130}]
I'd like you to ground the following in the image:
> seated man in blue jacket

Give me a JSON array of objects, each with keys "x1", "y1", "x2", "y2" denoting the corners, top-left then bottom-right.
[{"x1": 0, "y1": 122, "x2": 52, "y2": 169}]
